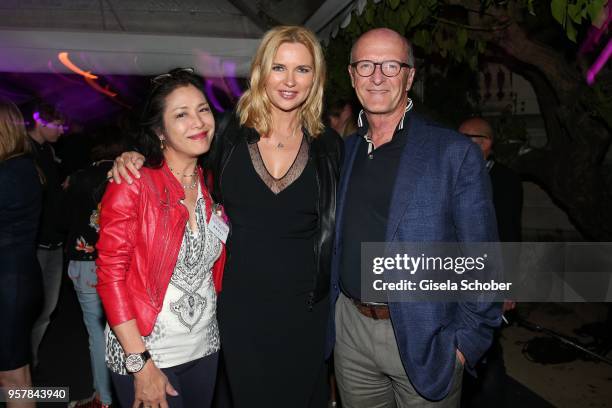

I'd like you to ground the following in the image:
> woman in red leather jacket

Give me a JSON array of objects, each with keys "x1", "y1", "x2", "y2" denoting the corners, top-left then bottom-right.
[{"x1": 96, "y1": 68, "x2": 227, "y2": 408}]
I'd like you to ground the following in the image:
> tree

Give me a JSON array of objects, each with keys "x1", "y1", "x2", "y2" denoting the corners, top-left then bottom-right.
[{"x1": 326, "y1": 0, "x2": 611, "y2": 240}]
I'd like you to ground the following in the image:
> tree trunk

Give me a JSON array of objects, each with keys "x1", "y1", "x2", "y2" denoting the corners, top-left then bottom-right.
[{"x1": 457, "y1": 2, "x2": 612, "y2": 240}]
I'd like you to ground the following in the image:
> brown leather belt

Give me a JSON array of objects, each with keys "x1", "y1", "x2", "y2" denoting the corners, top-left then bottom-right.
[{"x1": 351, "y1": 299, "x2": 390, "y2": 320}]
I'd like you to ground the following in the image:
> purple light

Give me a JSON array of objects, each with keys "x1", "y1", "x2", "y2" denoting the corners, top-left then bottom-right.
[
  {"x1": 205, "y1": 79, "x2": 225, "y2": 113},
  {"x1": 222, "y1": 61, "x2": 244, "y2": 99},
  {"x1": 579, "y1": 18, "x2": 610, "y2": 55},
  {"x1": 33, "y1": 111, "x2": 67, "y2": 131},
  {"x1": 587, "y1": 38, "x2": 612, "y2": 85},
  {"x1": 577, "y1": 6, "x2": 611, "y2": 85}
]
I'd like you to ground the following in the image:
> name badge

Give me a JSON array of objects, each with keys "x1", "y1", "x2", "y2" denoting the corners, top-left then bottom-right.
[{"x1": 209, "y1": 212, "x2": 229, "y2": 244}]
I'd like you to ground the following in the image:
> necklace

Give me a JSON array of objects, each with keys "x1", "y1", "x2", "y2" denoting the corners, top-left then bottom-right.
[
  {"x1": 182, "y1": 173, "x2": 198, "y2": 190},
  {"x1": 169, "y1": 166, "x2": 197, "y2": 177},
  {"x1": 168, "y1": 166, "x2": 198, "y2": 189},
  {"x1": 272, "y1": 126, "x2": 298, "y2": 149}
]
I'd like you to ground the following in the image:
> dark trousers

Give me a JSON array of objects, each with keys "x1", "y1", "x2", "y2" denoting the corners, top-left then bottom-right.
[
  {"x1": 111, "y1": 352, "x2": 219, "y2": 408},
  {"x1": 461, "y1": 337, "x2": 506, "y2": 408}
]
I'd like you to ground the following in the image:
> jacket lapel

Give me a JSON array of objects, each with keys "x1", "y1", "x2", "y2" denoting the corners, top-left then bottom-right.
[{"x1": 384, "y1": 117, "x2": 429, "y2": 242}]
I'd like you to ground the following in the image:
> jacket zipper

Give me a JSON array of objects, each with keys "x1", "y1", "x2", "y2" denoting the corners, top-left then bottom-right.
[
  {"x1": 148, "y1": 187, "x2": 187, "y2": 309},
  {"x1": 309, "y1": 146, "x2": 321, "y2": 312}
]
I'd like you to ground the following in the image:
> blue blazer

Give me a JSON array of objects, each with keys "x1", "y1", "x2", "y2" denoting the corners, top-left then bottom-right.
[{"x1": 327, "y1": 114, "x2": 502, "y2": 401}]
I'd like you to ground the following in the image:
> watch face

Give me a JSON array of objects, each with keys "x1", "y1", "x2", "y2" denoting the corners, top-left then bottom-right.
[{"x1": 125, "y1": 353, "x2": 145, "y2": 373}]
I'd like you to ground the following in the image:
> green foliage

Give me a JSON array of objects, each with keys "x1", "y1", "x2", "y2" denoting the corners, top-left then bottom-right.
[
  {"x1": 588, "y1": 0, "x2": 608, "y2": 24},
  {"x1": 526, "y1": 0, "x2": 537, "y2": 15},
  {"x1": 551, "y1": 0, "x2": 568, "y2": 25},
  {"x1": 325, "y1": 0, "x2": 607, "y2": 101},
  {"x1": 324, "y1": 0, "x2": 609, "y2": 126},
  {"x1": 550, "y1": 0, "x2": 607, "y2": 42}
]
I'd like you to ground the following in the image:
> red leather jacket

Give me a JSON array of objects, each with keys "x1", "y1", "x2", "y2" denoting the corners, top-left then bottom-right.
[{"x1": 96, "y1": 163, "x2": 226, "y2": 336}]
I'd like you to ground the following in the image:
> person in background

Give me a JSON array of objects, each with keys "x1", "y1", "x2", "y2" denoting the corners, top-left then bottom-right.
[
  {"x1": 96, "y1": 68, "x2": 226, "y2": 408},
  {"x1": 458, "y1": 117, "x2": 522, "y2": 407},
  {"x1": 326, "y1": 98, "x2": 358, "y2": 139},
  {"x1": 458, "y1": 117, "x2": 522, "y2": 243},
  {"x1": 109, "y1": 26, "x2": 343, "y2": 407},
  {"x1": 64, "y1": 127, "x2": 127, "y2": 408},
  {"x1": 24, "y1": 100, "x2": 66, "y2": 366},
  {"x1": 0, "y1": 98, "x2": 43, "y2": 408}
]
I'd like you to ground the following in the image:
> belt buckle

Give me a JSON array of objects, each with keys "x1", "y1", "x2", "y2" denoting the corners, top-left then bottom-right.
[
  {"x1": 353, "y1": 298, "x2": 387, "y2": 320},
  {"x1": 368, "y1": 304, "x2": 380, "y2": 320}
]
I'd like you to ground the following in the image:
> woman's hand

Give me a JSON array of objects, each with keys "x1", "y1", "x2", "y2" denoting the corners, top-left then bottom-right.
[
  {"x1": 109, "y1": 152, "x2": 145, "y2": 184},
  {"x1": 132, "y1": 360, "x2": 178, "y2": 408}
]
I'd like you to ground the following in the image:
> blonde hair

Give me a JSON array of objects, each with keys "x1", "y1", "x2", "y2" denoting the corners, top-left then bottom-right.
[
  {"x1": 0, "y1": 98, "x2": 30, "y2": 161},
  {"x1": 237, "y1": 25, "x2": 325, "y2": 137}
]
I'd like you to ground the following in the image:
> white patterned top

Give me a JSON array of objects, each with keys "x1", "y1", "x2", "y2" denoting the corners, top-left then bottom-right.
[{"x1": 105, "y1": 184, "x2": 222, "y2": 374}]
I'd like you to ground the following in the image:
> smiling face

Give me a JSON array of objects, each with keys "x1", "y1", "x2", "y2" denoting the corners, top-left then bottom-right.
[
  {"x1": 264, "y1": 42, "x2": 314, "y2": 114},
  {"x1": 349, "y1": 29, "x2": 415, "y2": 117},
  {"x1": 158, "y1": 84, "x2": 215, "y2": 160}
]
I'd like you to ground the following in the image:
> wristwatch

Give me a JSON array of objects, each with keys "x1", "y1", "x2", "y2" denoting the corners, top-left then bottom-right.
[{"x1": 124, "y1": 350, "x2": 151, "y2": 373}]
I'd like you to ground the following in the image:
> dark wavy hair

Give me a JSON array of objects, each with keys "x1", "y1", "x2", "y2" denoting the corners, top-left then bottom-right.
[{"x1": 136, "y1": 68, "x2": 208, "y2": 168}]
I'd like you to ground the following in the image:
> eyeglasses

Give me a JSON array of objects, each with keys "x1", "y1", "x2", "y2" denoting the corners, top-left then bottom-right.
[
  {"x1": 350, "y1": 60, "x2": 412, "y2": 77},
  {"x1": 151, "y1": 67, "x2": 195, "y2": 85}
]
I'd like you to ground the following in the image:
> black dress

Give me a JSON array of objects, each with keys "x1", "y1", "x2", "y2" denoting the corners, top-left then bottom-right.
[
  {"x1": 217, "y1": 137, "x2": 329, "y2": 407},
  {"x1": 0, "y1": 155, "x2": 43, "y2": 370}
]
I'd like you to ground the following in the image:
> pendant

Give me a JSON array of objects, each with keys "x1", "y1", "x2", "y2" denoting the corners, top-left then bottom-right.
[{"x1": 276, "y1": 142, "x2": 284, "y2": 149}]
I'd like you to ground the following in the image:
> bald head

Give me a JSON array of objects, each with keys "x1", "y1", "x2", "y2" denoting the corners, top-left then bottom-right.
[
  {"x1": 350, "y1": 28, "x2": 414, "y2": 66},
  {"x1": 458, "y1": 117, "x2": 494, "y2": 159}
]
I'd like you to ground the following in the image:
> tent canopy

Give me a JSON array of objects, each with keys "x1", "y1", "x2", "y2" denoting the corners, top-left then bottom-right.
[{"x1": 0, "y1": 0, "x2": 357, "y2": 76}]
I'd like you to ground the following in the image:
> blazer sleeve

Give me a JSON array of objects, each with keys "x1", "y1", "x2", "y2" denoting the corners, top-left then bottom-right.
[
  {"x1": 95, "y1": 179, "x2": 142, "y2": 328},
  {"x1": 451, "y1": 142, "x2": 502, "y2": 368}
]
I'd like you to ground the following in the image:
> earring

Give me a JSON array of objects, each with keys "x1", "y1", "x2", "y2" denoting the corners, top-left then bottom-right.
[{"x1": 160, "y1": 138, "x2": 165, "y2": 150}]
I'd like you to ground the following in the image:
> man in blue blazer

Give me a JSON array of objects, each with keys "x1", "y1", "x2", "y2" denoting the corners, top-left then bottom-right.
[{"x1": 327, "y1": 28, "x2": 501, "y2": 407}]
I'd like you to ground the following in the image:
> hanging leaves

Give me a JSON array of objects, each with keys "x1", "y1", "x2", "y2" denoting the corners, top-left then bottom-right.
[
  {"x1": 551, "y1": 0, "x2": 568, "y2": 25},
  {"x1": 550, "y1": 0, "x2": 607, "y2": 42},
  {"x1": 388, "y1": 0, "x2": 401, "y2": 10},
  {"x1": 325, "y1": 0, "x2": 607, "y2": 102},
  {"x1": 588, "y1": 0, "x2": 608, "y2": 25}
]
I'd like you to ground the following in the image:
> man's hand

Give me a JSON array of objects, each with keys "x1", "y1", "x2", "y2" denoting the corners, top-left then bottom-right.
[
  {"x1": 456, "y1": 349, "x2": 465, "y2": 366},
  {"x1": 108, "y1": 151, "x2": 145, "y2": 184},
  {"x1": 132, "y1": 360, "x2": 178, "y2": 408},
  {"x1": 502, "y1": 300, "x2": 516, "y2": 313}
]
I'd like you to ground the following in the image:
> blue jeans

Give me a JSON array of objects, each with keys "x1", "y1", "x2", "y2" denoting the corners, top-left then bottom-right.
[
  {"x1": 32, "y1": 247, "x2": 63, "y2": 365},
  {"x1": 68, "y1": 261, "x2": 112, "y2": 405}
]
